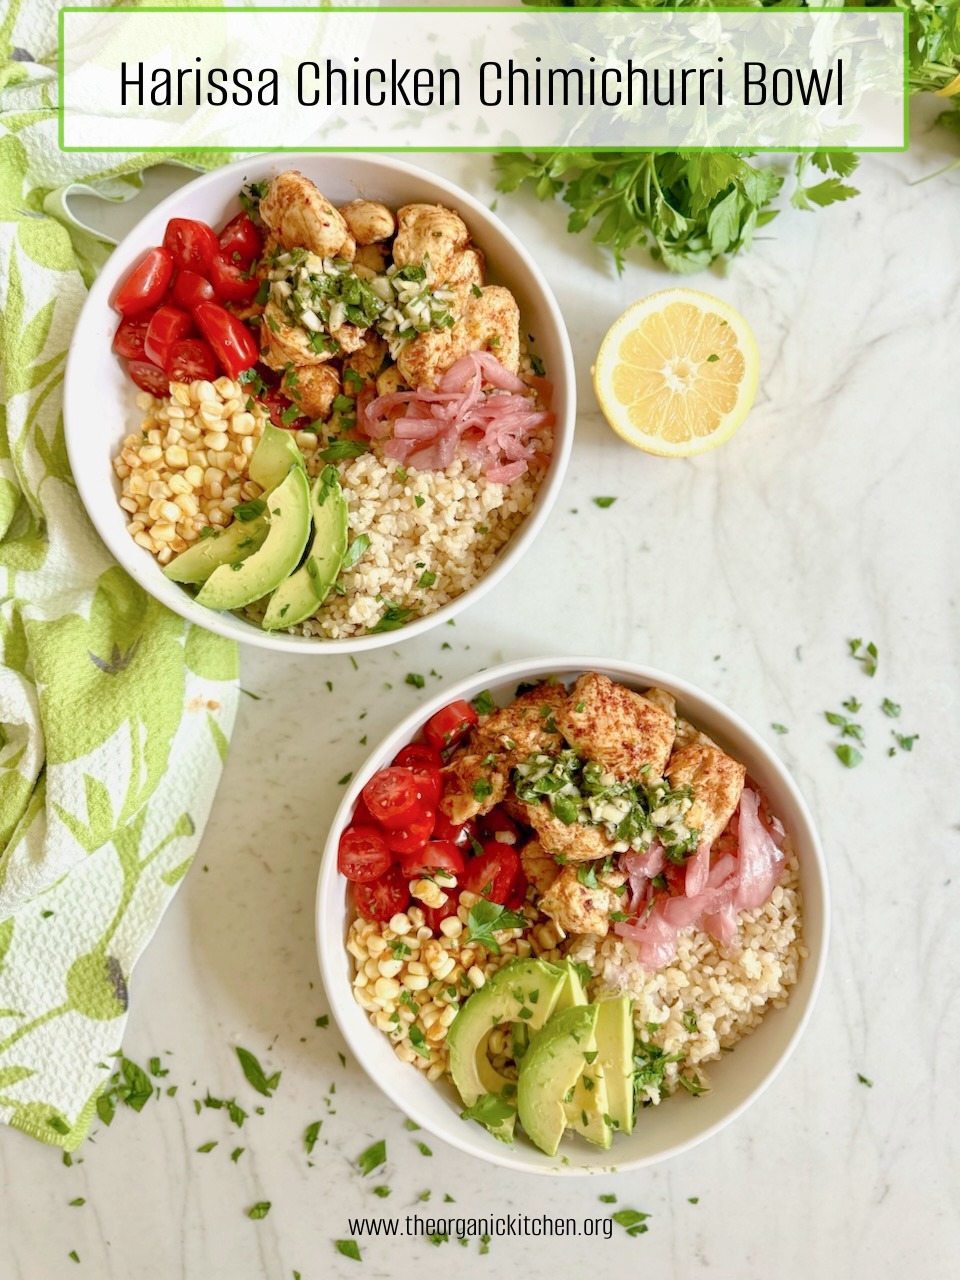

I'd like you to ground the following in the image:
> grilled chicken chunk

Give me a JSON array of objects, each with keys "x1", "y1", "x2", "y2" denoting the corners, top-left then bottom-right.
[
  {"x1": 666, "y1": 743, "x2": 746, "y2": 847},
  {"x1": 396, "y1": 284, "x2": 520, "y2": 389},
  {"x1": 479, "y1": 682, "x2": 567, "y2": 763},
  {"x1": 520, "y1": 837, "x2": 559, "y2": 897},
  {"x1": 281, "y1": 363, "x2": 340, "y2": 419},
  {"x1": 339, "y1": 199, "x2": 396, "y2": 246},
  {"x1": 539, "y1": 867, "x2": 620, "y2": 938},
  {"x1": 260, "y1": 172, "x2": 355, "y2": 261},
  {"x1": 556, "y1": 673, "x2": 675, "y2": 782},
  {"x1": 393, "y1": 203, "x2": 473, "y2": 282},
  {"x1": 524, "y1": 804, "x2": 616, "y2": 865},
  {"x1": 343, "y1": 335, "x2": 388, "y2": 387},
  {"x1": 642, "y1": 687, "x2": 677, "y2": 721},
  {"x1": 438, "y1": 751, "x2": 507, "y2": 825}
]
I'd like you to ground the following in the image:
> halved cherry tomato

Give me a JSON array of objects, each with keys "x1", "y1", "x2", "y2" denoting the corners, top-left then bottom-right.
[
  {"x1": 127, "y1": 360, "x2": 170, "y2": 397},
  {"x1": 423, "y1": 895, "x2": 461, "y2": 934},
  {"x1": 352, "y1": 794, "x2": 377, "y2": 826},
  {"x1": 112, "y1": 313, "x2": 152, "y2": 360},
  {"x1": 361, "y1": 767, "x2": 424, "y2": 831},
  {"x1": 162, "y1": 218, "x2": 219, "y2": 275},
  {"x1": 423, "y1": 700, "x2": 478, "y2": 752},
  {"x1": 432, "y1": 812, "x2": 477, "y2": 847},
  {"x1": 193, "y1": 302, "x2": 258, "y2": 380},
  {"x1": 218, "y1": 213, "x2": 263, "y2": 267},
  {"x1": 114, "y1": 247, "x2": 174, "y2": 316},
  {"x1": 390, "y1": 747, "x2": 442, "y2": 809},
  {"x1": 354, "y1": 864, "x2": 410, "y2": 922},
  {"x1": 383, "y1": 807, "x2": 435, "y2": 856},
  {"x1": 478, "y1": 808, "x2": 521, "y2": 845},
  {"x1": 261, "y1": 388, "x2": 309, "y2": 432},
  {"x1": 209, "y1": 252, "x2": 260, "y2": 304},
  {"x1": 143, "y1": 306, "x2": 193, "y2": 368},
  {"x1": 461, "y1": 843, "x2": 521, "y2": 905},
  {"x1": 399, "y1": 840, "x2": 465, "y2": 880},
  {"x1": 338, "y1": 824, "x2": 393, "y2": 884},
  {"x1": 172, "y1": 270, "x2": 216, "y2": 311},
  {"x1": 394, "y1": 743, "x2": 443, "y2": 770},
  {"x1": 505, "y1": 869, "x2": 530, "y2": 912},
  {"x1": 166, "y1": 338, "x2": 217, "y2": 383}
]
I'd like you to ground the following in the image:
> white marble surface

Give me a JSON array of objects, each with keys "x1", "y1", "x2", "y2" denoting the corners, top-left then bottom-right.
[{"x1": 4, "y1": 112, "x2": 960, "y2": 1279}]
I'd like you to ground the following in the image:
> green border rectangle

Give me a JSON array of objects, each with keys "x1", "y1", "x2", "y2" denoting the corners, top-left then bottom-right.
[{"x1": 58, "y1": 5, "x2": 910, "y2": 154}]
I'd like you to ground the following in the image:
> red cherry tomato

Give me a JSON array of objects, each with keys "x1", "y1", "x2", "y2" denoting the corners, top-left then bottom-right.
[
  {"x1": 261, "y1": 388, "x2": 309, "y2": 432},
  {"x1": 112, "y1": 313, "x2": 152, "y2": 360},
  {"x1": 162, "y1": 218, "x2": 220, "y2": 275},
  {"x1": 143, "y1": 306, "x2": 193, "y2": 368},
  {"x1": 399, "y1": 840, "x2": 465, "y2": 880},
  {"x1": 354, "y1": 865, "x2": 410, "y2": 922},
  {"x1": 388, "y1": 750, "x2": 442, "y2": 809},
  {"x1": 383, "y1": 807, "x2": 436, "y2": 856},
  {"x1": 114, "y1": 247, "x2": 174, "y2": 316},
  {"x1": 219, "y1": 213, "x2": 263, "y2": 266},
  {"x1": 338, "y1": 825, "x2": 394, "y2": 884},
  {"x1": 423, "y1": 700, "x2": 479, "y2": 752},
  {"x1": 127, "y1": 360, "x2": 170, "y2": 397},
  {"x1": 352, "y1": 794, "x2": 377, "y2": 826},
  {"x1": 193, "y1": 303, "x2": 259, "y2": 380},
  {"x1": 461, "y1": 843, "x2": 521, "y2": 905},
  {"x1": 394, "y1": 743, "x2": 443, "y2": 770},
  {"x1": 362, "y1": 767, "x2": 425, "y2": 831},
  {"x1": 432, "y1": 812, "x2": 477, "y2": 847},
  {"x1": 477, "y1": 808, "x2": 521, "y2": 845},
  {"x1": 209, "y1": 252, "x2": 261, "y2": 304},
  {"x1": 166, "y1": 338, "x2": 218, "y2": 383},
  {"x1": 172, "y1": 270, "x2": 216, "y2": 311},
  {"x1": 423, "y1": 895, "x2": 461, "y2": 934},
  {"x1": 505, "y1": 869, "x2": 530, "y2": 912}
]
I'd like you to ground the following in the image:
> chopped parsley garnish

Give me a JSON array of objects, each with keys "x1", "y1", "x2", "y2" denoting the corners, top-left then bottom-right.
[
  {"x1": 320, "y1": 439, "x2": 368, "y2": 461},
  {"x1": 682, "y1": 1010, "x2": 698, "y2": 1034},
  {"x1": 881, "y1": 698, "x2": 900, "y2": 717},
  {"x1": 599, "y1": 1193, "x2": 617, "y2": 1204},
  {"x1": 247, "y1": 1202, "x2": 271, "y2": 1220},
  {"x1": 418, "y1": 570, "x2": 437, "y2": 589},
  {"x1": 416, "y1": 1141, "x2": 433, "y2": 1156},
  {"x1": 834, "y1": 743, "x2": 863, "y2": 768},
  {"x1": 677, "y1": 1073, "x2": 707, "y2": 1096},
  {"x1": 464, "y1": 900, "x2": 527, "y2": 954},
  {"x1": 198, "y1": 525, "x2": 217, "y2": 540},
  {"x1": 770, "y1": 723, "x2": 788, "y2": 735},
  {"x1": 825, "y1": 710, "x2": 864, "y2": 744},
  {"x1": 892, "y1": 732, "x2": 918, "y2": 752},
  {"x1": 370, "y1": 603, "x2": 415, "y2": 633},
  {"x1": 848, "y1": 638, "x2": 878, "y2": 677},
  {"x1": 593, "y1": 496, "x2": 617, "y2": 508},
  {"x1": 414, "y1": 495, "x2": 426, "y2": 508},
  {"x1": 611, "y1": 1207, "x2": 651, "y2": 1236},
  {"x1": 459, "y1": 1092, "x2": 516, "y2": 1130},
  {"x1": 196, "y1": 1140, "x2": 218, "y2": 1153},
  {"x1": 472, "y1": 778, "x2": 493, "y2": 802},
  {"x1": 337, "y1": 772, "x2": 353, "y2": 786},
  {"x1": 335, "y1": 1240, "x2": 362, "y2": 1261},
  {"x1": 842, "y1": 696, "x2": 862, "y2": 713},
  {"x1": 235, "y1": 1046, "x2": 280, "y2": 1097},
  {"x1": 409, "y1": 1026, "x2": 431, "y2": 1060},
  {"x1": 305, "y1": 1120, "x2": 323, "y2": 1154},
  {"x1": 357, "y1": 1138, "x2": 387, "y2": 1176},
  {"x1": 857, "y1": 1073, "x2": 874, "y2": 1087},
  {"x1": 340, "y1": 533, "x2": 371, "y2": 572},
  {"x1": 373, "y1": 1186, "x2": 391, "y2": 1198},
  {"x1": 406, "y1": 672, "x2": 426, "y2": 689}
]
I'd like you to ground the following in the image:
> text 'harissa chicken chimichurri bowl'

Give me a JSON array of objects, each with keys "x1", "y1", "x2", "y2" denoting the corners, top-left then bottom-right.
[
  {"x1": 317, "y1": 659, "x2": 829, "y2": 1174},
  {"x1": 65, "y1": 154, "x2": 574, "y2": 654}
]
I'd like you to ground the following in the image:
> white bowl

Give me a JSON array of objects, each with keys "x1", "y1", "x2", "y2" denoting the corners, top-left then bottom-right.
[
  {"x1": 65, "y1": 154, "x2": 575, "y2": 653},
  {"x1": 317, "y1": 656, "x2": 829, "y2": 1175}
]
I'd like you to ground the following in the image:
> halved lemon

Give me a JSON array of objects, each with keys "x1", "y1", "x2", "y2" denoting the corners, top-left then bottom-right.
[{"x1": 592, "y1": 289, "x2": 760, "y2": 457}]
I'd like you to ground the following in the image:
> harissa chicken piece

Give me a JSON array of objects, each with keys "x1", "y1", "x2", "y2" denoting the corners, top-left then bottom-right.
[
  {"x1": 477, "y1": 682, "x2": 567, "y2": 763},
  {"x1": 281, "y1": 364, "x2": 340, "y2": 419},
  {"x1": 556, "y1": 672, "x2": 676, "y2": 783},
  {"x1": 665, "y1": 743, "x2": 746, "y2": 848},
  {"x1": 438, "y1": 751, "x2": 508, "y2": 826},
  {"x1": 339, "y1": 200, "x2": 396, "y2": 246},
  {"x1": 259, "y1": 171, "x2": 356, "y2": 261},
  {"x1": 520, "y1": 837, "x2": 559, "y2": 897},
  {"x1": 397, "y1": 285, "x2": 520, "y2": 389},
  {"x1": 539, "y1": 867, "x2": 622, "y2": 938}
]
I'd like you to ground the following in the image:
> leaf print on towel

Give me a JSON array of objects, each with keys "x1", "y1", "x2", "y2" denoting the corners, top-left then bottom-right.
[{"x1": 0, "y1": 136, "x2": 74, "y2": 273}]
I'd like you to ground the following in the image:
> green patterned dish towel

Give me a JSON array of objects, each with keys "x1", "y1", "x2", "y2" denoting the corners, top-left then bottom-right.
[{"x1": 0, "y1": 3, "x2": 238, "y2": 1150}]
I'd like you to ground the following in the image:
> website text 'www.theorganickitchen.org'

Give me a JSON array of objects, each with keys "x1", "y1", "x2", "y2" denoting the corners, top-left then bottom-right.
[{"x1": 347, "y1": 1211, "x2": 616, "y2": 1244}]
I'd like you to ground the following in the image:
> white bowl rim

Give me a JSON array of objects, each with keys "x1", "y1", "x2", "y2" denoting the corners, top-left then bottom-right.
[
  {"x1": 316, "y1": 654, "x2": 831, "y2": 1175},
  {"x1": 64, "y1": 152, "x2": 575, "y2": 653}
]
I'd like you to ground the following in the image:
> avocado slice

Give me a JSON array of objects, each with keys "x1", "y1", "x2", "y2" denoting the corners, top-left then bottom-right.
[
  {"x1": 554, "y1": 962, "x2": 589, "y2": 1011},
  {"x1": 249, "y1": 423, "x2": 306, "y2": 491},
  {"x1": 261, "y1": 465, "x2": 348, "y2": 630},
  {"x1": 162, "y1": 510, "x2": 269, "y2": 585},
  {"x1": 518, "y1": 1004, "x2": 599, "y2": 1158},
  {"x1": 195, "y1": 466, "x2": 311, "y2": 611},
  {"x1": 595, "y1": 996, "x2": 636, "y2": 1137},
  {"x1": 448, "y1": 958, "x2": 566, "y2": 1142},
  {"x1": 563, "y1": 1056, "x2": 612, "y2": 1150}
]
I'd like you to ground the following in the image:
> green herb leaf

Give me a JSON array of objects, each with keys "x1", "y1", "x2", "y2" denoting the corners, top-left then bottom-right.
[
  {"x1": 196, "y1": 1141, "x2": 218, "y2": 1153},
  {"x1": 471, "y1": 690, "x2": 495, "y2": 716},
  {"x1": 464, "y1": 901, "x2": 527, "y2": 954},
  {"x1": 593, "y1": 496, "x2": 616, "y2": 508},
  {"x1": 373, "y1": 1185, "x2": 391, "y2": 1198},
  {"x1": 611, "y1": 1207, "x2": 651, "y2": 1236},
  {"x1": 320, "y1": 439, "x2": 369, "y2": 462},
  {"x1": 406, "y1": 672, "x2": 426, "y2": 689},
  {"x1": 247, "y1": 1202, "x2": 271, "y2": 1220},
  {"x1": 305, "y1": 1120, "x2": 322, "y2": 1154},
  {"x1": 857, "y1": 1073, "x2": 874, "y2": 1088},
  {"x1": 834, "y1": 744, "x2": 863, "y2": 769},
  {"x1": 235, "y1": 1046, "x2": 280, "y2": 1098},
  {"x1": 770, "y1": 723, "x2": 788, "y2": 735},
  {"x1": 881, "y1": 698, "x2": 900, "y2": 718},
  {"x1": 335, "y1": 1240, "x2": 362, "y2": 1262},
  {"x1": 357, "y1": 1138, "x2": 387, "y2": 1176}
]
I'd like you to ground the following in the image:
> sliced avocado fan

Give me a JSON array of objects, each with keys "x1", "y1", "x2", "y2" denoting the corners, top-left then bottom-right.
[{"x1": 262, "y1": 465, "x2": 348, "y2": 630}]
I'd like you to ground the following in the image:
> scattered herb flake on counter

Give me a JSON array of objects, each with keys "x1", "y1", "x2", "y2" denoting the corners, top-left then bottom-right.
[
  {"x1": 892, "y1": 732, "x2": 918, "y2": 752},
  {"x1": 315, "y1": 1015, "x2": 329, "y2": 1028},
  {"x1": 825, "y1": 711, "x2": 864, "y2": 744},
  {"x1": 599, "y1": 1193, "x2": 617, "y2": 1204},
  {"x1": 611, "y1": 1208, "x2": 651, "y2": 1237},
  {"x1": 593, "y1": 496, "x2": 617, "y2": 508},
  {"x1": 417, "y1": 1190, "x2": 432, "y2": 1202},
  {"x1": 69, "y1": 1198, "x2": 85, "y2": 1207},
  {"x1": 247, "y1": 1202, "x2": 271, "y2": 1220},
  {"x1": 338, "y1": 772, "x2": 353, "y2": 785},
  {"x1": 404, "y1": 1118, "x2": 420, "y2": 1130},
  {"x1": 235, "y1": 1046, "x2": 280, "y2": 1097},
  {"x1": 406, "y1": 672, "x2": 426, "y2": 688},
  {"x1": 357, "y1": 1138, "x2": 387, "y2": 1176},
  {"x1": 336, "y1": 1240, "x2": 362, "y2": 1262},
  {"x1": 881, "y1": 698, "x2": 901, "y2": 717},
  {"x1": 416, "y1": 1141, "x2": 433, "y2": 1157},
  {"x1": 849, "y1": 638, "x2": 878, "y2": 677},
  {"x1": 835, "y1": 744, "x2": 863, "y2": 769},
  {"x1": 305, "y1": 1121, "x2": 323, "y2": 1154},
  {"x1": 373, "y1": 1185, "x2": 391, "y2": 1198},
  {"x1": 196, "y1": 1141, "x2": 218, "y2": 1153},
  {"x1": 68, "y1": 1251, "x2": 80, "y2": 1264},
  {"x1": 770, "y1": 723, "x2": 788, "y2": 735},
  {"x1": 688, "y1": 1196, "x2": 700, "y2": 1205},
  {"x1": 857, "y1": 1073, "x2": 874, "y2": 1087},
  {"x1": 231, "y1": 1147, "x2": 244, "y2": 1162}
]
